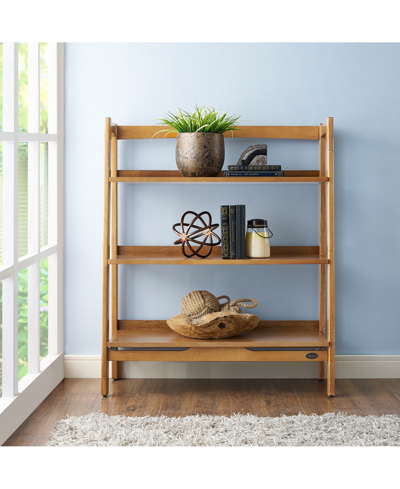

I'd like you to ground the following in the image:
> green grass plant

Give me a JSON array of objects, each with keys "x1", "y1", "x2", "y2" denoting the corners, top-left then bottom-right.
[{"x1": 153, "y1": 105, "x2": 242, "y2": 138}]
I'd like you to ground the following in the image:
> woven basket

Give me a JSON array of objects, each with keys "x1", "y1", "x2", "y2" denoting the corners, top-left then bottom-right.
[{"x1": 181, "y1": 290, "x2": 257, "y2": 318}]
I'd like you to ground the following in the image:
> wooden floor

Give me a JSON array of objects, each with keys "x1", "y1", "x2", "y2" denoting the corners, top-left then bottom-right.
[{"x1": 4, "y1": 378, "x2": 400, "y2": 446}]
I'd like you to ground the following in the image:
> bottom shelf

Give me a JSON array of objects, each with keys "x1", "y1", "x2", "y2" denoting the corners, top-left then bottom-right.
[
  {"x1": 107, "y1": 320, "x2": 329, "y2": 352},
  {"x1": 108, "y1": 348, "x2": 328, "y2": 362}
]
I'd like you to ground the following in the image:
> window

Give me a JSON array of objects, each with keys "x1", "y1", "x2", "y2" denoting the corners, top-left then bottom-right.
[{"x1": 0, "y1": 43, "x2": 64, "y2": 443}]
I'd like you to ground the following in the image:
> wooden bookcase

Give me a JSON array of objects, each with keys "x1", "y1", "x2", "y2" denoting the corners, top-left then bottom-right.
[{"x1": 102, "y1": 118, "x2": 335, "y2": 397}]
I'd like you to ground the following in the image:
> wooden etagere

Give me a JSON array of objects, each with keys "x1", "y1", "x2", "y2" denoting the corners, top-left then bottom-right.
[{"x1": 102, "y1": 119, "x2": 335, "y2": 396}]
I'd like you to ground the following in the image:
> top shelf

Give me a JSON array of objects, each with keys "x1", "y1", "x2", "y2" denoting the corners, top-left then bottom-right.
[
  {"x1": 110, "y1": 170, "x2": 328, "y2": 184},
  {"x1": 115, "y1": 125, "x2": 322, "y2": 141}
]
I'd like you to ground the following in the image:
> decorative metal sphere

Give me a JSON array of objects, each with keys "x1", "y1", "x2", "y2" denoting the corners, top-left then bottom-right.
[{"x1": 173, "y1": 211, "x2": 221, "y2": 259}]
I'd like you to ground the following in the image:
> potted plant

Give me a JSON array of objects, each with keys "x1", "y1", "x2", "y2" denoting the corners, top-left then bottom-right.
[{"x1": 154, "y1": 105, "x2": 242, "y2": 177}]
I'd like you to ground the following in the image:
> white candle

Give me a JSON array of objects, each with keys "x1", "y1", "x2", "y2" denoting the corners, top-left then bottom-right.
[{"x1": 245, "y1": 230, "x2": 271, "y2": 258}]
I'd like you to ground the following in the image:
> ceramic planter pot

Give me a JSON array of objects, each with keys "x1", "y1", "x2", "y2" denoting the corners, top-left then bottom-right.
[{"x1": 175, "y1": 133, "x2": 225, "y2": 177}]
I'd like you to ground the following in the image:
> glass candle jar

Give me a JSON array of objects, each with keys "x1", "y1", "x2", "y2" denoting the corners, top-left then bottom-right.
[{"x1": 245, "y1": 219, "x2": 273, "y2": 258}]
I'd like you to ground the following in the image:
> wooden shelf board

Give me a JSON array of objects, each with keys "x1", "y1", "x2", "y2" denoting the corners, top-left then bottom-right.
[
  {"x1": 116, "y1": 125, "x2": 320, "y2": 141},
  {"x1": 109, "y1": 246, "x2": 329, "y2": 265},
  {"x1": 107, "y1": 320, "x2": 328, "y2": 348},
  {"x1": 110, "y1": 170, "x2": 328, "y2": 184}
]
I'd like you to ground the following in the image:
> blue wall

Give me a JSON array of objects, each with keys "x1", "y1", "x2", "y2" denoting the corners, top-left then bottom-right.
[{"x1": 65, "y1": 43, "x2": 400, "y2": 357}]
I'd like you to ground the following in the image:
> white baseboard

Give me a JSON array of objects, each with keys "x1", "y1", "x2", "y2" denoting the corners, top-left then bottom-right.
[{"x1": 64, "y1": 355, "x2": 400, "y2": 379}]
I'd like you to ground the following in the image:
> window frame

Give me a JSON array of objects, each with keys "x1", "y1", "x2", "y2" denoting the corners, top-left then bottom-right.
[{"x1": 0, "y1": 42, "x2": 64, "y2": 445}]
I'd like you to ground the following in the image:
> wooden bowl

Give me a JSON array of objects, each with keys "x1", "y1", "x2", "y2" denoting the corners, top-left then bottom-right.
[{"x1": 166, "y1": 310, "x2": 259, "y2": 340}]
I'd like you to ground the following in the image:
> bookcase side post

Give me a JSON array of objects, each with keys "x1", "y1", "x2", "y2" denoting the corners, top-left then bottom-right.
[
  {"x1": 318, "y1": 123, "x2": 327, "y2": 380},
  {"x1": 326, "y1": 117, "x2": 335, "y2": 396},
  {"x1": 101, "y1": 118, "x2": 112, "y2": 396},
  {"x1": 110, "y1": 132, "x2": 119, "y2": 380}
]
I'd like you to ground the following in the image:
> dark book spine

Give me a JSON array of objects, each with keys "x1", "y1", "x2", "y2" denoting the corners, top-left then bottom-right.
[
  {"x1": 228, "y1": 165, "x2": 281, "y2": 171},
  {"x1": 229, "y1": 205, "x2": 236, "y2": 259},
  {"x1": 240, "y1": 205, "x2": 246, "y2": 259},
  {"x1": 235, "y1": 205, "x2": 241, "y2": 260},
  {"x1": 235, "y1": 204, "x2": 246, "y2": 259},
  {"x1": 224, "y1": 171, "x2": 284, "y2": 177},
  {"x1": 220, "y1": 205, "x2": 230, "y2": 259}
]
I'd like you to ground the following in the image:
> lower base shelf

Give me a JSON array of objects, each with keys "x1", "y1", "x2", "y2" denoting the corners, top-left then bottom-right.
[{"x1": 108, "y1": 348, "x2": 328, "y2": 362}]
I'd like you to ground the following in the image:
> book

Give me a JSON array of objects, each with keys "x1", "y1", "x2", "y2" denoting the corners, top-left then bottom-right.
[
  {"x1": 220, "y1": 205, "x2": 230, "y2": 259},
  {"x1": 241, "y1": 205, "x2": 246, "y2": 259},
  {"x1": 229, "y1": 205, "x2": 236, "y2": 259},
  {"x1": 228, "y1": 165, "x2": 281, "y2": 171},
  {"x1": 224, "y1": 171, "x2": 284, "y2": 177},
  {"x1": 235, "y1": 205, "x2": 246, "y2": 259},
  {"x1": 235, "y1": 205, "x2": 241, "y2": 260}
]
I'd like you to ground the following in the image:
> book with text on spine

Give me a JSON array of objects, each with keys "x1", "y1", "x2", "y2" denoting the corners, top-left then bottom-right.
[
  {"x1": 229, "y1": 205, "x2": 236, "y2": 259},
  {"x1": 224, "y1": 171, "x2": 284, "y2": 177},
  {"x1": 220, "y1": 205, "x2": 230, "y2": 259}
]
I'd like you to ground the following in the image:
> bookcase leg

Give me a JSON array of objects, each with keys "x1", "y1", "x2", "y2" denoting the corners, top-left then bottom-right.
[
  {"x1": 327, "y1": 345, "x2": 335, "y2": 396},
  {"x1": 101, "y1": 351, "x2": 109, "y2": 397},
  {"x1": 319, "y1": 362, "x2": 325, "y2": 380},
  {"x1": 112, "y1": 361, "x2": 118, "y2": 380}
]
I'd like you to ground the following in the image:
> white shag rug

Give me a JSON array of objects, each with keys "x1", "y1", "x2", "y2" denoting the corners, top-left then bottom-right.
[{"x1": 46, "y1": 412, "x2": 400, "y2": 446}]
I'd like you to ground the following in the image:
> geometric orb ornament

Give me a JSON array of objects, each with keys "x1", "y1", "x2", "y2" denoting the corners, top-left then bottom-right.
[{"x1": 172, "y1": 211, "x2": 221, "y2": 259}]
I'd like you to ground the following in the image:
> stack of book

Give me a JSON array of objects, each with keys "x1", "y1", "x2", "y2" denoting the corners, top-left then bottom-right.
[
  {"x1": 220, "y1": 205, "x2": 246, "y2": 259},
  {"x1": 224, "y1": 164, "x2": 284, "y2": 177}
]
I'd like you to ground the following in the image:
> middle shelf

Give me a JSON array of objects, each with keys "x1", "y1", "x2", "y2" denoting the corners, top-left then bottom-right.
[
  {"x1": 109, "y1": 170, "x2": 328, "y2": 184},
  {"x1": 108, "y1": 246, "x2": 329, "y2": 265}
]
